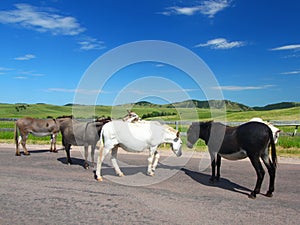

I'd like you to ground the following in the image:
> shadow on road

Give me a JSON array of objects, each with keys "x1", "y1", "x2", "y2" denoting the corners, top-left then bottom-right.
[
  {"x1": 91, "y1": 162, "x2": 183, "y2": 179},
  {"x1": 27, "y1": 148, "x2": 64, "y2": 154},
  {"x1": 57, "y1": 157, "x2": 86, "y2": 168},
  {"x1": 57, "y1": 157, "x2": 113, "y2": 170},
  {"x1": 181, "y1": 168, "x2": 252, "y2": 197}
]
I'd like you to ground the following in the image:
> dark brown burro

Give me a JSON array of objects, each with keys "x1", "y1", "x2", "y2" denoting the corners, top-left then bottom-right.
[
  {"x1": 187, "y1": 121, "x2": 277, "y2": 199},
  {"x1": 14, "y1": 117, "x2": 60, "y2": 156},
  {"x1": 56, "y1": 116, "x2": 111, "y2": 169}
]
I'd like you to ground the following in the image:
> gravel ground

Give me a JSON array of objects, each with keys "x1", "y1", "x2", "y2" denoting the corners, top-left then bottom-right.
[{"x1": 1, "y1": 144, "x2": 299, "y2": 225}]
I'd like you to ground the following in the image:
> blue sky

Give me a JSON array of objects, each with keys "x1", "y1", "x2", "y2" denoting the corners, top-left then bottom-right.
[{"x1": 0, "y1": 0, "x2": 299, "y2": 107}]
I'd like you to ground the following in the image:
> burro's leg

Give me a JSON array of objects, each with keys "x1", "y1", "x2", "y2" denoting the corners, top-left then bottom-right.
[
  {"x1": 216, "y1": 154, "x2": 221, "y2": 181},
  {"x1": 21, "y1": 134, "x2": 30, "y2": 155},
  {"x1": 65, "y1": 144, "x2": 72, "y2": 165},
  {"x1": 111, "y1": 146, "x2": 124, "y2": 177},
  {"x1": 91, "y1": 144, "x2": 96, "y2": 167},
  {"x1": 50, "y1": 134, "x2": 53, "y2": 152},
  {"x1": 50, "y1": 134, "x2": 58, "y2": 153},
  {"x1": 95, "y1": 146, "x2": 110, "y2": 182},
  {"x1": 209, "y1": 151, "x2": 217, "y2": 183},
  {"x1": 151, "y1": 151, "x2": 160, "y2": 172},
  {"x1": 15, "y1": 136, "x2": 22, "y2": 156},
  {"x1": 147, "y1": 147, "x2": 157, "y2": 176},
  {"x1": 83, "y1": 145, "x2": 89, "y2": 169},
  {"x1": 261, "y1": 149, "x2": 276, "y2": 197},
  {"x1": 53, "y1": 134, "x2": 57, "y2": 152},
  {"x1": 248, "y1": 155, "x2": 265, "y2": 199}
]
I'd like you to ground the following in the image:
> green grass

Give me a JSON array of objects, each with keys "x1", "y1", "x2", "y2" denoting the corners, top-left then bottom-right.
[
  {"x1": 0, "y1": 103, "x2": 299, "y2": 121},
  {"x1": 278, "y1": 136, "x2": 300, "y2": 148},
  {"x1": 276, "y1": 146, "x2": 300, "y2": 158},
  {"x1": 225, "y1": 107, "x2": 300, "y2": 122},
  {"x1": 0, "y1": 103, "x2": 299, "y2": 156},
  {"x1": 0, "y1": 131, "x2": 63, "y2": 144}
]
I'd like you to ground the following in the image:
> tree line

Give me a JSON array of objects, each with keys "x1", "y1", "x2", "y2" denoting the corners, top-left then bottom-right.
[{"x1": 141, "y1": 111, "x2": 176, "y2": 119}]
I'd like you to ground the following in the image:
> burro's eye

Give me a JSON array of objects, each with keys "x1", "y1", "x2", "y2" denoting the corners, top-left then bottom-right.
[{"x1": 174, "y1": 137, "x2": 179, "y2": 142}]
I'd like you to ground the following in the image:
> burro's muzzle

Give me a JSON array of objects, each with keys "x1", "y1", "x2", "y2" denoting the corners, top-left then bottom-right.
[
  {"x1": 186, "y1": 141, "x2": 194, "y2": 149},
  {"x1": 172, "y1": 132, "x2": 182, "y2": 157}
]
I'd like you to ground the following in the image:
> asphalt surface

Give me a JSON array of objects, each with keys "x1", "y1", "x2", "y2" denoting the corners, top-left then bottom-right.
[{"x1": 0, "y1": 144, "x2": 299, "y2": 225}]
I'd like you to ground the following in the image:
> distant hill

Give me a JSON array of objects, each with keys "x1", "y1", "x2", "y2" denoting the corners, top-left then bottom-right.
[
  {"x1": 0, "y1": 101, "x2": 299, "y2": 119},
  {"x1": 133, "y1": 101, "x2": 160, "y2": 107},
  {"x1": 133, "y1": 100, "x2": 300, "y2": 111},
  {"x1": 128, "y1": 100, "x2": 300, "y2": 111},
  {"x1": 253, "y1": 102, "x2": 300, "y2": 111},
  {"x1": 164, "y1": 100, "x2": 252, "y2": 111}
]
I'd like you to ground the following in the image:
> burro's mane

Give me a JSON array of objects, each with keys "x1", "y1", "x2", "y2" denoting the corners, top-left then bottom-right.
[
  {"x1": 163, "y1": 124, "x2": 177, "y2": 134},
  {"x1": 128, "y1": 120, "x2": 177, "y2": 134}
]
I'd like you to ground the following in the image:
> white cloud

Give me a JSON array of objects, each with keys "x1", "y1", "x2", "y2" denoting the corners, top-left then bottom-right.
[
  {"x1": 0, "y1": 67, "x2": 14, "y2": 75},
  {"x1": 213, "y1": 85, "x2": 274, "y2": 91},
  {"x1": 0, "y1": 3, "x2": 85, "y2": 36},
  {"x1": 161, "y1": 0, "x2": 232, "y2": 18},
  {"x1": 48, "y1": 88, "x2": 102, "y2": 95},
  {"x1": 196, "y1": 38, "x2": 245, "y2": 49},
  {"x1": 162, "y1": 6, "x2": 202, "y2": 16},
  {"x1": 14, "y1": 76, "x2": 28, "y2": 80},
  {"x1": 78, "y1": 37, "x2": 105, "y2": 51},
  {"x1": 0, "y1": 4, "x2": 105, "y2": 51},
  {"x1": 199, "y1": 0, "x2": 232, "y2": 18},
  {"x1": 14, "y1": 54, "x2": 36, "y2": 61},
  {"x1": 125, "y1": 88, "x2": 198, "y2": 95},
  {"x1": 270, "y1": 44, "x2": 300, "y2": 51},
  {"x1": 156, "y1": 88, "x2": 199, "y2": 93},
  {"x1": 0, "y1": 67, "x2": 13, "y2": 71},
  {"x1": 18, "y1": 70, "x2": 45, "y2": 77},
  {"x1": 281, "y1": 70, "x2": 300, "y2": 75}
]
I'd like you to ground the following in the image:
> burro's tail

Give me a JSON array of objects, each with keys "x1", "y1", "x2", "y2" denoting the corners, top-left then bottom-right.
[
  {"x1": 268, "y1": 127, "x2": 277, "y2": 168},
  {"x1": 14, "y1": 122, "x2": 20, "y2": 153},
  {"x1": 96, "y1": 126, "x2": 104, "y2": 150},
  {"x1": 14, "y1": 123, "x2": 18, "y2": 145}
]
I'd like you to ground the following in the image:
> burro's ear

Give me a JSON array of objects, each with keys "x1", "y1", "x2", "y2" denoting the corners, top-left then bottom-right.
[{"x1": 176, "y1": 131, "x2": 180, "y2": 137}]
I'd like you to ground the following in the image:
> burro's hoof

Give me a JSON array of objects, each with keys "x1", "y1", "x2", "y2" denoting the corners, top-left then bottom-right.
[
  {"x1": 83, "y1": 163, "x2": 89, "y2": 170},
  {"x1": 24, "y1": 152, "x2": 30, "y2": 156},
  {"x1": 96, "y1": 176, "x2": 103, "y2": 182},
  {"x1": 265, "y1": 191, "x2": 273, "y2": 197},
  {"x1": 147, "y1": 171, "x2": 155, "y2": 177},
  {"x1": 15, "y1": 153, "x2": 21, "y2": 156},
  {"x1": 248, "y1": 192, "x2": 256, "y2": 199},
  {"x1": 117, "y1": 172, "x2": 125, "y2": 177}
]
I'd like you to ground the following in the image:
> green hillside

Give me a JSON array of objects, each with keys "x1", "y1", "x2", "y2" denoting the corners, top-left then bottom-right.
[
  {"x1": 0, "y1": 101, "x2": 299, "y2": 121},
  {"x1": 253, "y1": 102, "x2": 300, "y2": 111},
  {"x1": 167, "y1": 100, "x2": 252, "y2": 111},
  {"x1": 0, "y1": 103, "x2": 112, "y2": 119}
]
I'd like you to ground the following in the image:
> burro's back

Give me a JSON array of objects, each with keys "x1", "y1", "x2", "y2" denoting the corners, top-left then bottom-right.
[{"x1": 103, "y1": 120, "x2": 164, "y2": 151}]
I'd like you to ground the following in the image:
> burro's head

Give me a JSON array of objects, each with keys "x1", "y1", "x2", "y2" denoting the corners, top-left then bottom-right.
[
  {"x1": 171, "y1": 131, "x2": 182, "y2": 157},
  {"x1": 186, "y1": 122, "x2": 200, "y2": 149},
  {"x1": 160, "y1": 124, "x2": 183, "y2": 157}
]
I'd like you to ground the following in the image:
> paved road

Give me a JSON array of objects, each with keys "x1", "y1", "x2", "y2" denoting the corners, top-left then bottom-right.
[{"x1": 1, "y1": 144, "x2": 299, "y2": 225}]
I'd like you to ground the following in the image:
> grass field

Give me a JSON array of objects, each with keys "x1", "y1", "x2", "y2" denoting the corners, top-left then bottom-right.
[
  {"x1": 1, "y1": 103, "x2": 299, "y2": 156},
  {"x1": 1, "y1": 103, "x2": 299, "y2": 120}
]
